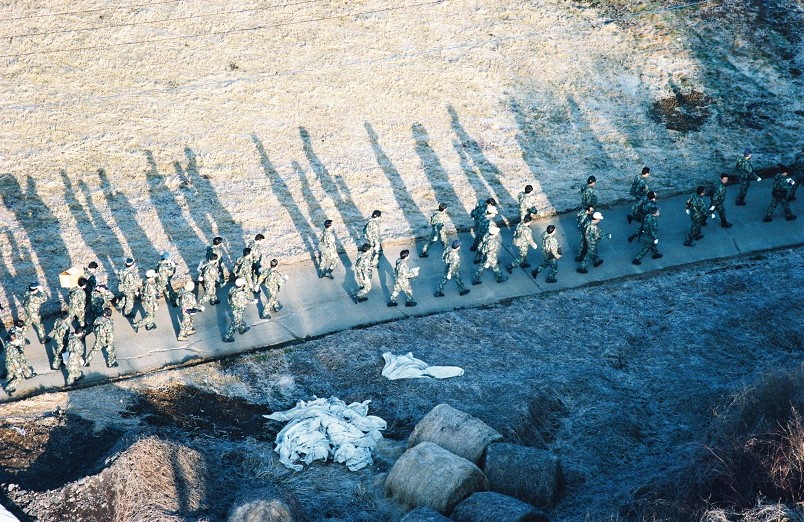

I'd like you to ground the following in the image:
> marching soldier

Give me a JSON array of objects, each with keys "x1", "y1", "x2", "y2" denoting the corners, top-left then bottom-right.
[
  {"x1": 354, "y1": 244, "x2": 374, "y2": 303},
  {"x1": 116, "y1": 257, "x2": 141, "y2": 317},
  {"x1": 632, "y1": 206, "x2": 663, "y2": 265},
  {"x1": 388, "y1": 250, "x2": 417, "y2": 307},
  {"x1": 684, "y1": 186, "x2": 708, "y2": 246},
  {"x1": 133, "y1": 270, "x2": 159, "y2": 332},
  {"x1": 734, "y1": 149, "x2": 761, "y2": 205},
  {"x1": 317, "y1": 220, "x2": 338, "y2": 279},
  {"x1": 89, "y1": 284, "x2": 115, "y2": 326},
  {"x1": 420, "y1": 203, "x2": 449, "y2": 258},
  {"x1": 68, "y1": 277, "x2": 88, "y2": 327},
  {"x1": 21, "y1": 282, "x2": 48, "y2": 344},
  {"x1": 197, "y1": 253, "x2": 222, "y2": 305},
  {"x1": 627, "y1": 167, "x2": 651, "y2": 223},
  {"x1": 575, "y1": 205, "x2": 595, "y2": 262},
  {"x1": 3, "y1": 332, "x2": 35, "y2": 396},
  {"x1": 473, "y1": 225, "x2": 508, "y2": 284},
  {"x1": 506, "y1": 214, "x2": 538, "y2": 273},
  {"x1": 628, "y1": 192, "x2": 658, "y2": 242},
  {"x1": 83, "y1": 261, "x2": 99, "y2": 300},
  {"x1": 532, "y1": 224, "x2": 561, "y2": 283},
  {"x1": 246, "y1": 233, "x2": 267, "y2": 275},
  {"x1": 64, "y1": 326, "x2": 86, "y2": 386},
  {"x1": 233, "y1": 248, "x2": 258, "y2": 293},
  {"x1": 435, "y1": 240, "x2": 470, "y2": 297},
  {"x1": 581, "y1": 176, "x2": 598, "y2": 209},
  {"x1": 86, "y1": 307, "x2": 117, "y2": 368},
  {"x1": 207, "y1": 236, "x2": 231, "y2": 284},
  {"x1": 363, "y1": 210, "x2": 383, "y2": 266},
  {"x1": 469, "y1": 199, "x2": 486, "y2": 252},
  {"x1": 577, "y1": 212, "x2": 607, "y2": 273},
  {"x1": 48, "y1": 310, "x2": 71, "y2": 370},
  {"x1": 223, "y1": 278, "x2": 255, "y2": 342},
  {"x1": 258, "y1": 259, "x2": 287, "y2": 319},
  {"x1": 177, "y1": 280, "x2": 203, "y2": 342},
  {"x1": 763, "y1": 169, "x2": 797, "y2": 222},
  {"x1": 709, "y1": 174, "x2": 733, "y2": 228},
  {"x1": 156, "y1": 252, "x2": 178, "y2": 306},
  {"x1": 518, "y1": 184, "x2": 538, "y2": 221}
]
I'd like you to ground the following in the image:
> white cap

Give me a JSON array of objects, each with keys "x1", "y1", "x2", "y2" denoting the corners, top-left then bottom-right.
[
  {"x1": 235, "y1": 278, "x2": 246, "y2": 287},
  {"x1": 184, "y1": 280, "x2": 194, "y2": 291},
  {"x1": 488, "y1": 226, "x2": 499, "y2": 236},
  {"x1": 145, "y1": 269, "x2": 157, "y2": 278},
  {"x1": 592, "y1": 212, "x2": 603, "y2": 220}
]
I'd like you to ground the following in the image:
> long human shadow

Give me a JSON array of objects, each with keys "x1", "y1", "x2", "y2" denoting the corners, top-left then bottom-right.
[
  {"x1": 299, "y1": 127, "x2": 363, "y2": 243},
  {"x1": 0, "y1": 175, "x2": 72, "y2": 300},
  {"x1": 411, "y1": 123, "x2": 471, "y2": 226},
  {"x1": 0, "y1": 228, "x2": 30, "y2": 321},
  {"x1": 447, "y1": 105, "x2": 518, "y2": 213},
  {"x1": 96, "y1": 169, "x2": 161, "y2": 265},
  {"x1": 364, "y1": 122, "x2": 429, "y2": 238},
  {"x1": 250, "y1": 135, "x2": 318, "y2": 262}
]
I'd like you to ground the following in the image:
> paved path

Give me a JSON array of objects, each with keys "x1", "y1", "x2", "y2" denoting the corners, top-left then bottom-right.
[{"x1": 3, "y1": 189, "x2": 801, "y2": 400}]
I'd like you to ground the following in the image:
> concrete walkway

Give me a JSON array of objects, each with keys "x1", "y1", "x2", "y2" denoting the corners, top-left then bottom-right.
[{"x1": 3, "y1": 189, "x2": 802, "y2": 401}]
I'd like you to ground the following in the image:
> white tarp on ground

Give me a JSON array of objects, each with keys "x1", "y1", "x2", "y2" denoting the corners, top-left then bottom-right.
[
  {"x1": 0, "y1": 503, "x2": 19, "y2": 522},
  {"x1": 265, "y1": 397, "x2": 386, "y2": 472},
  {"x1": 381, "y1": 352, "x2": 465, "y2": 380}
]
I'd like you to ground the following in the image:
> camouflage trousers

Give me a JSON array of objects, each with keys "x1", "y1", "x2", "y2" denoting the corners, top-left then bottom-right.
[
  {"x1": 712, "y1": 203, "x2": 728, "y2": 225},
  {"x1": 51, "y1": 336, "x2": 69, "y2": 370},
  {"x1": 436, "y1": 270, "x2": 465, "y2": 294},
  {"x1": 200, "y1": 279, "x2": 218, "y2": 304},
  {"x1": 86, "y1": 334, "x2": 116, "y2": 367},
  {"x1": 159, "y1": 278, "x2": 178, "y2": 305},
  {"x1": 134, "y1": 300, "x2": 158, "y2": 330},
  {"x1": 177, "y1": 313, "x2": 196, "y2": 341},
  {"x1": 509, "y1": 245, "x2": 531, "y2": 268},
  {"x1": 261, "y1": 286, "x2": 281, "y2": 314},
  {"x1": 635, "y1": 239, "x2": 660, "y2": 260},
  {"x1": 390, "y1": 280, "x2": 413, "y2": 303},
  {"x1": 22, "y1": 310, "x2": 46, "y2": 342},
  {"x1": 578, "y1": 243, "x2": 600, "y2": 270},
  {"x1": 68, "y1": 305, "x2": 86, "y2": 327},
  {"x1": 356, "y1": 273, "x2": 372, "y2": 298},
  {"x1": 66, "y1": 352, "x2": 84, "y2": 385},
  {"x1": 736, "y1": 179, "x2": 751, "y2": 203},
  {"x1": 474, "y1": 261, "x2": 505, "y2": 283},
  {"x1": 686, "y1": 219, "x2": 704, "y2": 243},
  {"x1": 4, "y1": 353, "x2": 33, "y2": 392},
  {"x1": 765, "y1": 197, "x2": 793, "y2": 219},
  {"x1": 118, "y1": 290, "x2": 137, "y2": 316},
  {"x1": 319, "y1": 250, "x2": 338, "y2": 274},
  {"x1": 225, "y1": 307, "x2": 247, "y2": 340},
  {"x1": 420, "y1": 233, "x2": 447, "y2": 256},
  {"x1": 535, "y1": 257, "x2": 558, "y2": 280}
]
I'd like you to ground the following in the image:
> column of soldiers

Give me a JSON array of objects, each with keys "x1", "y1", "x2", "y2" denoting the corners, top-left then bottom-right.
[{"x1": 2, "y1": 146, "x2": 800, "y2": 396}]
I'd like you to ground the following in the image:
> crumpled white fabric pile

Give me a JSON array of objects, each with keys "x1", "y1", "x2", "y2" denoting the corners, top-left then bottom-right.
[
  {"x1": 265, "y1": 397, "x2": 386, "y2": 472},
  {"x1": 381, "y1": 352, "x2": 465, "y2": 380}
]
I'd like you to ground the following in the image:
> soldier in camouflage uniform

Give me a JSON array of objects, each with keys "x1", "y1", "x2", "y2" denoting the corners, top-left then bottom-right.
[
  {"x1": 3, "y1": 332, "x2": 35, "y2": 396},
  {"x1": 177, "y1": 280, "x2": 203, "y2": 341},
  {"x1": 518, "y1": 185, "x2": 538, "y2": 221},
  {"x1": 68, "y1": 277, "x2": 88, "y2": 328},
  {"x1": 474, "y1": 203, "x2": 502, "y2": 264},
  {"x1": 708, "y1": 174, "x2": 733, "y2": 228},
  {"x1": 684, "y1": 186, "x2": 708, "y2": 246},
  {"x1": 8, "y1": 319, "x2": 27, "y2": 346},
  {"x1": 86, "y1": 307, "x2": 117, "y2": 367},
  {"x1": 116, "y1": 257, "x2": 141, "y2": 317},
  {"x1": 258, "y1": 259, "x2": 287, "y2": 319},
  {"x1": 49, "y1": 310, "x2": 71, "y2": 370},
  {"x1": 233, "y1": 248, "x2": 258, "y2": 293},
  {"x1": 156, "y1": 252, "x2": 178, "y2": 306},
  {"x1": 734, "y1": 149, "x2": 761, "y2": 205},
  {"x1": 627, "y1": 167, "x2": 651, "y2": 223},
  {"x1": 575, "y1": 205, "x2": 595, "y2": 262},
  {"x1": 435, "y1": 240, "x2": 470, "y2": 297},
  {"x1": 506, "y1": 215, "x2": 538, "y2": 273},
  {"x1": 246, "y1": 233, "x2": 267, "y2": 276},
  {"x1": 632, "y1": 206, "x2": 663, "y2": 264},
  {"x1": 207, "y1": 236, "x2": 231, "y2": 284},
  {"x1": 627, "y1": 192, "x2": 658, "y2": 242},
  {"x1": 473, "y1": 225, "x2": 508, "y2": 284},
  {"x1": 469, "y1": 200, "x2": 486, "y2": 252},
  {"x1": 89, "y1": 284, "x2": 115, "y2": 327},
  {"x1": 133, "y1": 270, "x2": 159, "y2": 333},
  {"x1": 317, "y1": 220, "x2": 338, "y2": 279},
  {"x1": 354, "y1": 244, "x2": 374, "y2": 303},
  {"x1": 763, "y1": 169, "x2": 797, "y2": 222},
  {"x1": 577, "y1": 212, "x2": 606, "y2": 273},
  {"x1": 83, "y1": 261, "x2": 99, "y2": 302},
  {"x1": 532, "y1": 225, "x2": 561, "y2": 283},
  {"x1": 223, "y1": 278, "x2": 255, "y2": 342},
  {"x1": 387, "y1": 250, "x2": 417, "y2": 307},
  {"x1": 21, "y1": 282, "x2": 48, "y2": 343},
  {"x1": 581, "y1": 176, "x2": 598, "y2": 210},
  {"x1": 198, "y1": 253, "x2": 222, "y2": 305},
  {"x1": 64, "y1": 327, "x2": 86, "y2": 386},
  {"x1": 419, "y1": 203, "x2": 449, "y2": 258},
  {"x1": 363, "y1": 210, "x2": 383, "y2": 266}
]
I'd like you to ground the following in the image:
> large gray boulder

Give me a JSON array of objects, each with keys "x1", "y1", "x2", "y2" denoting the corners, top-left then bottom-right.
[
  {"x1": 482, "y1": 442, "x2": 563, "y2": 508},
  {"x1": 450, "y1": 492, "x2": 549, "y2": 522}
]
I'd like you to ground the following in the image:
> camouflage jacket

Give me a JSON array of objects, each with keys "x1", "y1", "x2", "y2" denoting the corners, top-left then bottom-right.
[
  {"x1": 518, "y1": 191, "x2": 538, "y2": 216},
  {"x1": 117, "y1": 265, "x2": 141, "y2": 294},
  {"x1": 227, "y1": 286, "x2": 250, "y2": 310},
  {"x1": 198, "y1": 258, "x2": 220, "y2": 284},
  {"x1": 320, "y1": 228, "x2": 337, "y2": 254},
  {"x1": 630, "y1": 175, "x2": 649, "y2": 199},
  {"x1": 710, "y1": 181, "x2": 727, "y2": 207},
  {"x1": 541, "y1": 232, "x2": 560, "y2": 260},
  {"x1": 355, "y1": 251, "x2": 373, "y2": 279},
  {"x1": 394, "y1": 258, "x2": 414, "y2": 281},
  {"x1": 734, "y1": 157, "x2": 754, "y2": 181},
  {"x1": 639, "y1": 213, "x2": 659, "y2": 241},
  {"x1": 178, "y1": 288, "x2": 198, "y2": 313},
  {"x1": 580, "y1": 185, "x2": 598, "y2": 208},
  {"x1": 429, "y1": 211, "x2": 447, "y2": 240},
  {"x1": 512, "y1": 222, "x2": 537, "y2": 250},
  {"x1": 442, "y1": 249, "x2": 462, "y2": 276},
  {"x1": 685, "y1": 193, "x2": 707, "y2": 220},
  {"x1": 68, "y1": 286, "x2": 86, "y2": 310},
  {"x1": 23, "y1": 291, "x2": 47, "y2": 317},
  {"x1": 772, "y1": 173, "x2": 794, "y2": 198},
  {"x1": 156, "y1": 258, "x2": 176, "y2": 283},
  {"x1": 363, "y1": 219, "x2": 381, "y2": 244},
  {"x1": 584, "y1": 222, "x2": 603, "y2": 245}
]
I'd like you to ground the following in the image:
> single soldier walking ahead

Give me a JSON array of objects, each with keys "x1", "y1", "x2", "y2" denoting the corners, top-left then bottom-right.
[
  {"x1": 532, "y1": 225, "x2": 561, "y2": 283},
  {"x1": 575, "y1": 205, "x2": 595, "y2": 262},
  {"x1": 581, "y1": 176, "x2": 598, "y2": 210},
  {"x1": 388, "y1": 250, "x2": 418, "y2": 307},
  {"x1": 3, "y1": 332, "x2": 36, "y2": 396},
  {"x1": 317, "y1": 220, "x2": 338, "y2": 279},
  {"x1": 156, "y1": 252, "x2": 178, "y2": 306},
  {"x1": 198, "y1": 253, "x2": 222, "y2": 305},
  {"x1": 68, "y1": 277, "x2": 89, "y2": 328},
  {"x1": 364, "y1": 210, "x2": 383, "y2": 266},
  {"x1": 473, "y1": 225, "x2": 508, "y2": 284},
  {"x1": 258, "y1": 259, "x2": 287, "y2": 319},
  {"x1": 763, "y1": 169, "x2": 797, "y2": 222},
  {"x1": 577, "y1": 212, "x2": 607, "y2": 273},
  {"x1": 116, "y1": 257, "x2": 142, "y2": 317},
  {"x1": 207, "y1": 236, "x2": 231, "y2": 284},
  {"x1": 22, "y1": 282, "x2": 49, "y2": 344},
  {"x1": 506, "y1": 214, "x2": 538, "y2": 273},
  {"x1": 684, "y1": 186, "x2": 708, "y2": 247},
  {"x1": 420, "y1": 203, "x2": 449, "y2": 258},
  {"x1": 177, "y1": 280, "x2": 203, "y2": 342},
  {"x1": 627, "y1": 167, "x2": 651, "y2": 224},
  {"x1": 734, "y1": 148, "x2": 761, "y2": 205},
  {"x1": 435, "y1": 240, "x2": 470, "y2": 297},
  {"x1": 518, "y1": 184, "x2": 538, "y2": 221},
  {"x1": 133, "y1": 270, "x2": 159, "y2": 332},
  {"x1": 64, "y1": 327, "x2": 86, "y2": 386}
]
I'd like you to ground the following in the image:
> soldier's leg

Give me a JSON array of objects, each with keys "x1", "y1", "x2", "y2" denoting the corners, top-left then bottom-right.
[
  {"x1": 51, "y1": 340, "x2": 65, "y2": 369},
  {"x1": 85, "y1": 338, "x2": 101, "y2": 365},
  {"x1": 492, "y1": 264, "x2": 507, "y2": 283},
  {"x1": 402, "y1": 282, "x2": 414, "y2": 304},
  {"x1": 781, "y1": 199, "x2": 794, "y2": 218},
  {"x1": 236, "y1": 310, "x2": 249, "y2": 335},
  {"x1": 545, "y1": 259, "x2": 558, "y2": 282},
  {"x1": 472, "y1": 265, "x2": 484, "y2": 283},
  {"x1": 454, "y1": 273, "x2": 467, "y2": 293},
  {"x1": 716, "y1": 206, "x2": 729, "y2": 226},
  {"x1": 736, "y1": 181, "x2": 749, "y2": 204},
  {"x1": 31, "y1": 318, "x2": 46, "y2": 343},
  {"x1": 435, "y1": 275, "x2": 447, "y2": 296},
  {"x1": 178, "y1": 315, "x2": 192, "y2": 340},
  {"x1": 389, "y1": 282, "x2": 401, "y2": 302},
  {"x1": 420, "y1": 237, "x2": 433, "y2": 256},
  {"x1": 575, "y1": 237, "x2": 588, "y2": 262},
  {"x1": 224, "y1": 320, "x2": 236, "y2": 341},
  {"x1": 509, "y1": 246, "x2": 527, "y2": 269},
  {"x1": 635, "y1": 241, "x2": 651, "y2": 260},
  {"x1": 105, "y1": 341, "x2": 117, "y2": 367}
]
